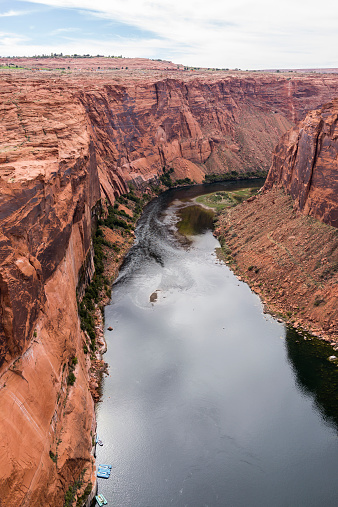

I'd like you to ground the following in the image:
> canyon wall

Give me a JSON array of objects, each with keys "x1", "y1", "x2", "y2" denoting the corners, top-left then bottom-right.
[
  {"x1": 78, "y1": 72, "x2": 338, "y2": 201},
  {"x1": 264, "y1": 99, "x2": 338, "y2": 227},
  {"x1": 0, "y1": 78, "x2": 99, "y2": 505},
  {"x1": 216, "y1": 100, "x2": 338, "y2": 341},
  {"x1": 1, "y1": 67, "x2": 338, "y2": 505}
]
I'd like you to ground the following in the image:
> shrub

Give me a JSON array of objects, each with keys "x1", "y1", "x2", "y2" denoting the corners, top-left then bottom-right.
[
  {"x1": 49, "y1": 451, "x2": 57, "y2": 463},
  {"x1": 176, "y1": 177, "x2": 193, "y2": 185},
  {"x1": 160, "y1": 172, "x2": 173, "y2": 187},
  {"x1": 76, "y1": 483, "x2": 92, "y2": 507},
  {"x1": 67, "y1": 372, "x2": 76, "y2": 386},
  {"x1": 203, "y1": 169, "x2": 267, "y2": 184}
]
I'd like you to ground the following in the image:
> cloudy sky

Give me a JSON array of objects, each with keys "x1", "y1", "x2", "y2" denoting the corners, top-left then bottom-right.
[{"x1": 0, "y1": 0, "x2": 337, "y2": 69}]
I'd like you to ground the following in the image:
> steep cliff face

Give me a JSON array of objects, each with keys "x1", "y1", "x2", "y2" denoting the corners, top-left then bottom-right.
[
  {"x1": 1, "y1": 67, "x2": 338, "y2": 505},
  {"x1": 0, "y1": 78, "x2": 99, "y2": 505},
  {"x1": 264, "y1": 99, "x2": 338, "y2": 227},
  {"x1": 216, "y1": 101, "x2": 338, "y2": 342},
  {"x1": 78, "y1": 73, "x2": 338, "y2": 200},
  {"x1": 216, "y1": 189, "x2": 338, "y2": 340}
]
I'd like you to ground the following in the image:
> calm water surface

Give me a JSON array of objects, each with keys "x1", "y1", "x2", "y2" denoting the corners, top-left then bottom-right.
[{"x1": 96, "y1": 182, "x2": 338, "y2": 506}]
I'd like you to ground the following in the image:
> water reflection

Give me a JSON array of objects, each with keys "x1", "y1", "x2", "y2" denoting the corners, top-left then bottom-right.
[
  {"x1": 96, "y1": 180, "x2": 338, "y2": 507},
  {"x1": 176, "y1": 205, "x2": 214, "y2": 237},
  {"x1": 285, "y1": 327, "x2": 338, "y2": 430}
]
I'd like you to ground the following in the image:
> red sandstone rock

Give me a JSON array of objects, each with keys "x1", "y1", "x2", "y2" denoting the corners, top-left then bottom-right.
[
  {"x1": 264, "y1": 99, "x2": 338, "y2": 227},
  {"x1": 1, "y1": 64, "x2": 338, "y2": 504},
  {"x1": 0, "y1": 78, "x2": 100, "y2": 505},
  {"x1": 0, "y1": 56, "x2": 184, "y2": 72},
  {"x1": 217, "y1": 189, "x2": 338, "y2": 341}
]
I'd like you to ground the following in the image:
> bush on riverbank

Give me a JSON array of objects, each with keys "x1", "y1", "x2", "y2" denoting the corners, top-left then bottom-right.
[
  {"x1": 203, "y1": 169, "x2": 267, "y2": 183},
  {"x1": 78, "y1": 189, "x2": 151, "y2": 353},
  {"x1": 78, "y1": 226, "x2": 107, "y2": 350},
  {"x1": 160, "y1": 167, "x2": 174, "y2": 187}
]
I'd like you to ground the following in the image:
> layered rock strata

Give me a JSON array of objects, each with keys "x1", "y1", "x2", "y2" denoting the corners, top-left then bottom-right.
[
  {"x1": 264, "y1": 99, "x2": 338, "y2": 227},
  {"x1": 1, "y1": 66, "x2": 338, "y2": 504},
  {"x1": 0, "y1": 80, "x2": 100, "y2": 505},
  {"x1": 78, "y1": 72, "x2": 338, "y2": 197},
  {"x1": 216, "y1": 101, "x2": 338, "y2": 341}
]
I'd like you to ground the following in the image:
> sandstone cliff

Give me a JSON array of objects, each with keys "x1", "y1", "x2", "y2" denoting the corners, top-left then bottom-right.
[
  {"x1": 1, "y1": 65, "x2": 338, "y2": 505},
  {"x1": 78, "y1": 72, "x2": 338, "y2": 199},
  {"x1": 216, "y1": 100, "x2": 338, "y2": 341},
  {"x1": 0, "y1": 78, "x2": 99, "y2": 505},
  {"x1": 264, "y1": 99, "x2": 338, "y2": 227}
]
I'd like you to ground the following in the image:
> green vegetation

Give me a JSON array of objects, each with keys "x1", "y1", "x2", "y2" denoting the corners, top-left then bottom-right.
[
  {"x1": 64, "y1": 469, "x2": 88, "y2": 507},
  {"x1": 67, "y1": 372, "x2": 76, "y2": 386},
  {"x1": 76, "y1": 483, "x2": 92, "y2": 507},
  {"x1": 320, "y1": 261, "x2": 338, "y2": 280},
  {"x1": 78, "y1": 225, "x2": 107, "y2": 349},
  {"x1": 159, "y1": 168, "x2": 193, "y2": 189},
  {"x1": 314, "y1": 297, "x2": 326, "y2": 307},
  {"x1": 160, "y1": 167, "x2": 174, "y2": 188},
  {"x1": 196, "y1": 187, "x2": 259, "y2": 211},
  {"x1": 203, "y1": 169, "x2": 267, "y2": 183},
  {"x1": 78, "y1": 190, "x2": 150, "y2": 351},
  {"x1": 215, "y1": 235, "x2": 235, "y2": 265},
  {"x1": 0, "y1": 65, "x2": 26, "y2": 70},
  {"x1": 176, "y1": 177, "x2": 193, "y2": 186},
  {"x1": 49, "y1": 450, "x2": 57, "y2": 463}
]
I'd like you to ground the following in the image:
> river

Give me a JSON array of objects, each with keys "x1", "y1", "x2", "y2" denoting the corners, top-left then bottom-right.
[{"x1": 96, "y1": 181, "x2": 338, "y2": 507}]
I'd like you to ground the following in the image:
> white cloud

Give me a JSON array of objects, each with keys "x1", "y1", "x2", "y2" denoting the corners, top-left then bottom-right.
[
  {"x1": 0, "y1": 9, "x2": 28, "y2": 17},
  {"x1": 0, "y1": 32, "x2": 30, "y2": 49},
  {"x1": 51, "y1": 27, "x2": 81, "y2": 35},
  {"x1": 10, "y1": 0, "x2": 338, "y2": 68}
]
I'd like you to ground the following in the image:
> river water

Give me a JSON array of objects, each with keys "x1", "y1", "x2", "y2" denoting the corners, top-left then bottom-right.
[{"x1": 96, "y1": 182, "x2": 338, "y2": 507}]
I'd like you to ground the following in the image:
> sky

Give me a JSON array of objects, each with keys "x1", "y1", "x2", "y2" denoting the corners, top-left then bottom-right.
[{"x1": 0, "y1": 0, "x2": 337, "y2": 69}]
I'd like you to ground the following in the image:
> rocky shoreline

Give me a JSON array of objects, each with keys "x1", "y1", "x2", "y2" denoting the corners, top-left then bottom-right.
[
  {"x1": 214, "y1": 188, "x2": 338, "y2": 344},
  {"x1": 77, "y1": 179, "x2": 337, "y2": 506},
  {"x1": 85, "y1": 188, "x2": 159, "y2": 403}
]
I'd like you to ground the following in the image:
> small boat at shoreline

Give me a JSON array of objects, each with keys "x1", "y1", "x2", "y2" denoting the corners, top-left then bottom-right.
[
  {"x1": 97, "y1": 493, "x2": 108, "y2": 505},
  {"x1": 95, "y1": 436, "x2": 103, "y2": 446},
  {"x1": 95, "y1": 495, "x2": 103, "y2": 506},
  {"x1": 97, "y1": 464, "x2": 112, "y2": 478}
]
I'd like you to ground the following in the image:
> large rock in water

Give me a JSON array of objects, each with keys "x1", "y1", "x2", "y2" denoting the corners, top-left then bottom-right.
[{"x1": 264, "y1": 99, "x2": 338, "y2": 227}]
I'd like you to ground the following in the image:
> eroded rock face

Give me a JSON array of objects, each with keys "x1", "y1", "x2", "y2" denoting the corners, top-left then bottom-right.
[
  {"x1": 216, "y1": 188, "x2": 338, "y2": 340},
  {"x1": 264, "y1": 99, "x2": 338, "y2": 227},
  {"x1": 0, "y1": 78, "x2": 100, "y2": 505},
  {"x1": 78, "y1": 73, "x2": 338, "y2": 198},
  {"x1": 1, "y1": 67, "x2": 338, "y2": 504}
]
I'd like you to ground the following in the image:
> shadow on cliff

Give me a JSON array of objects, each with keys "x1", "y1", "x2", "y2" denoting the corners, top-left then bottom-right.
[{"x1": 285, "y1": 327, "x2": 338, "y2": 431}]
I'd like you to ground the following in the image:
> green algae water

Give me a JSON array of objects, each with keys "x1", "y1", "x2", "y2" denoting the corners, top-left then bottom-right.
[{"x1": 96, "y1": 181, "x2": 338, "y2": 506}]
